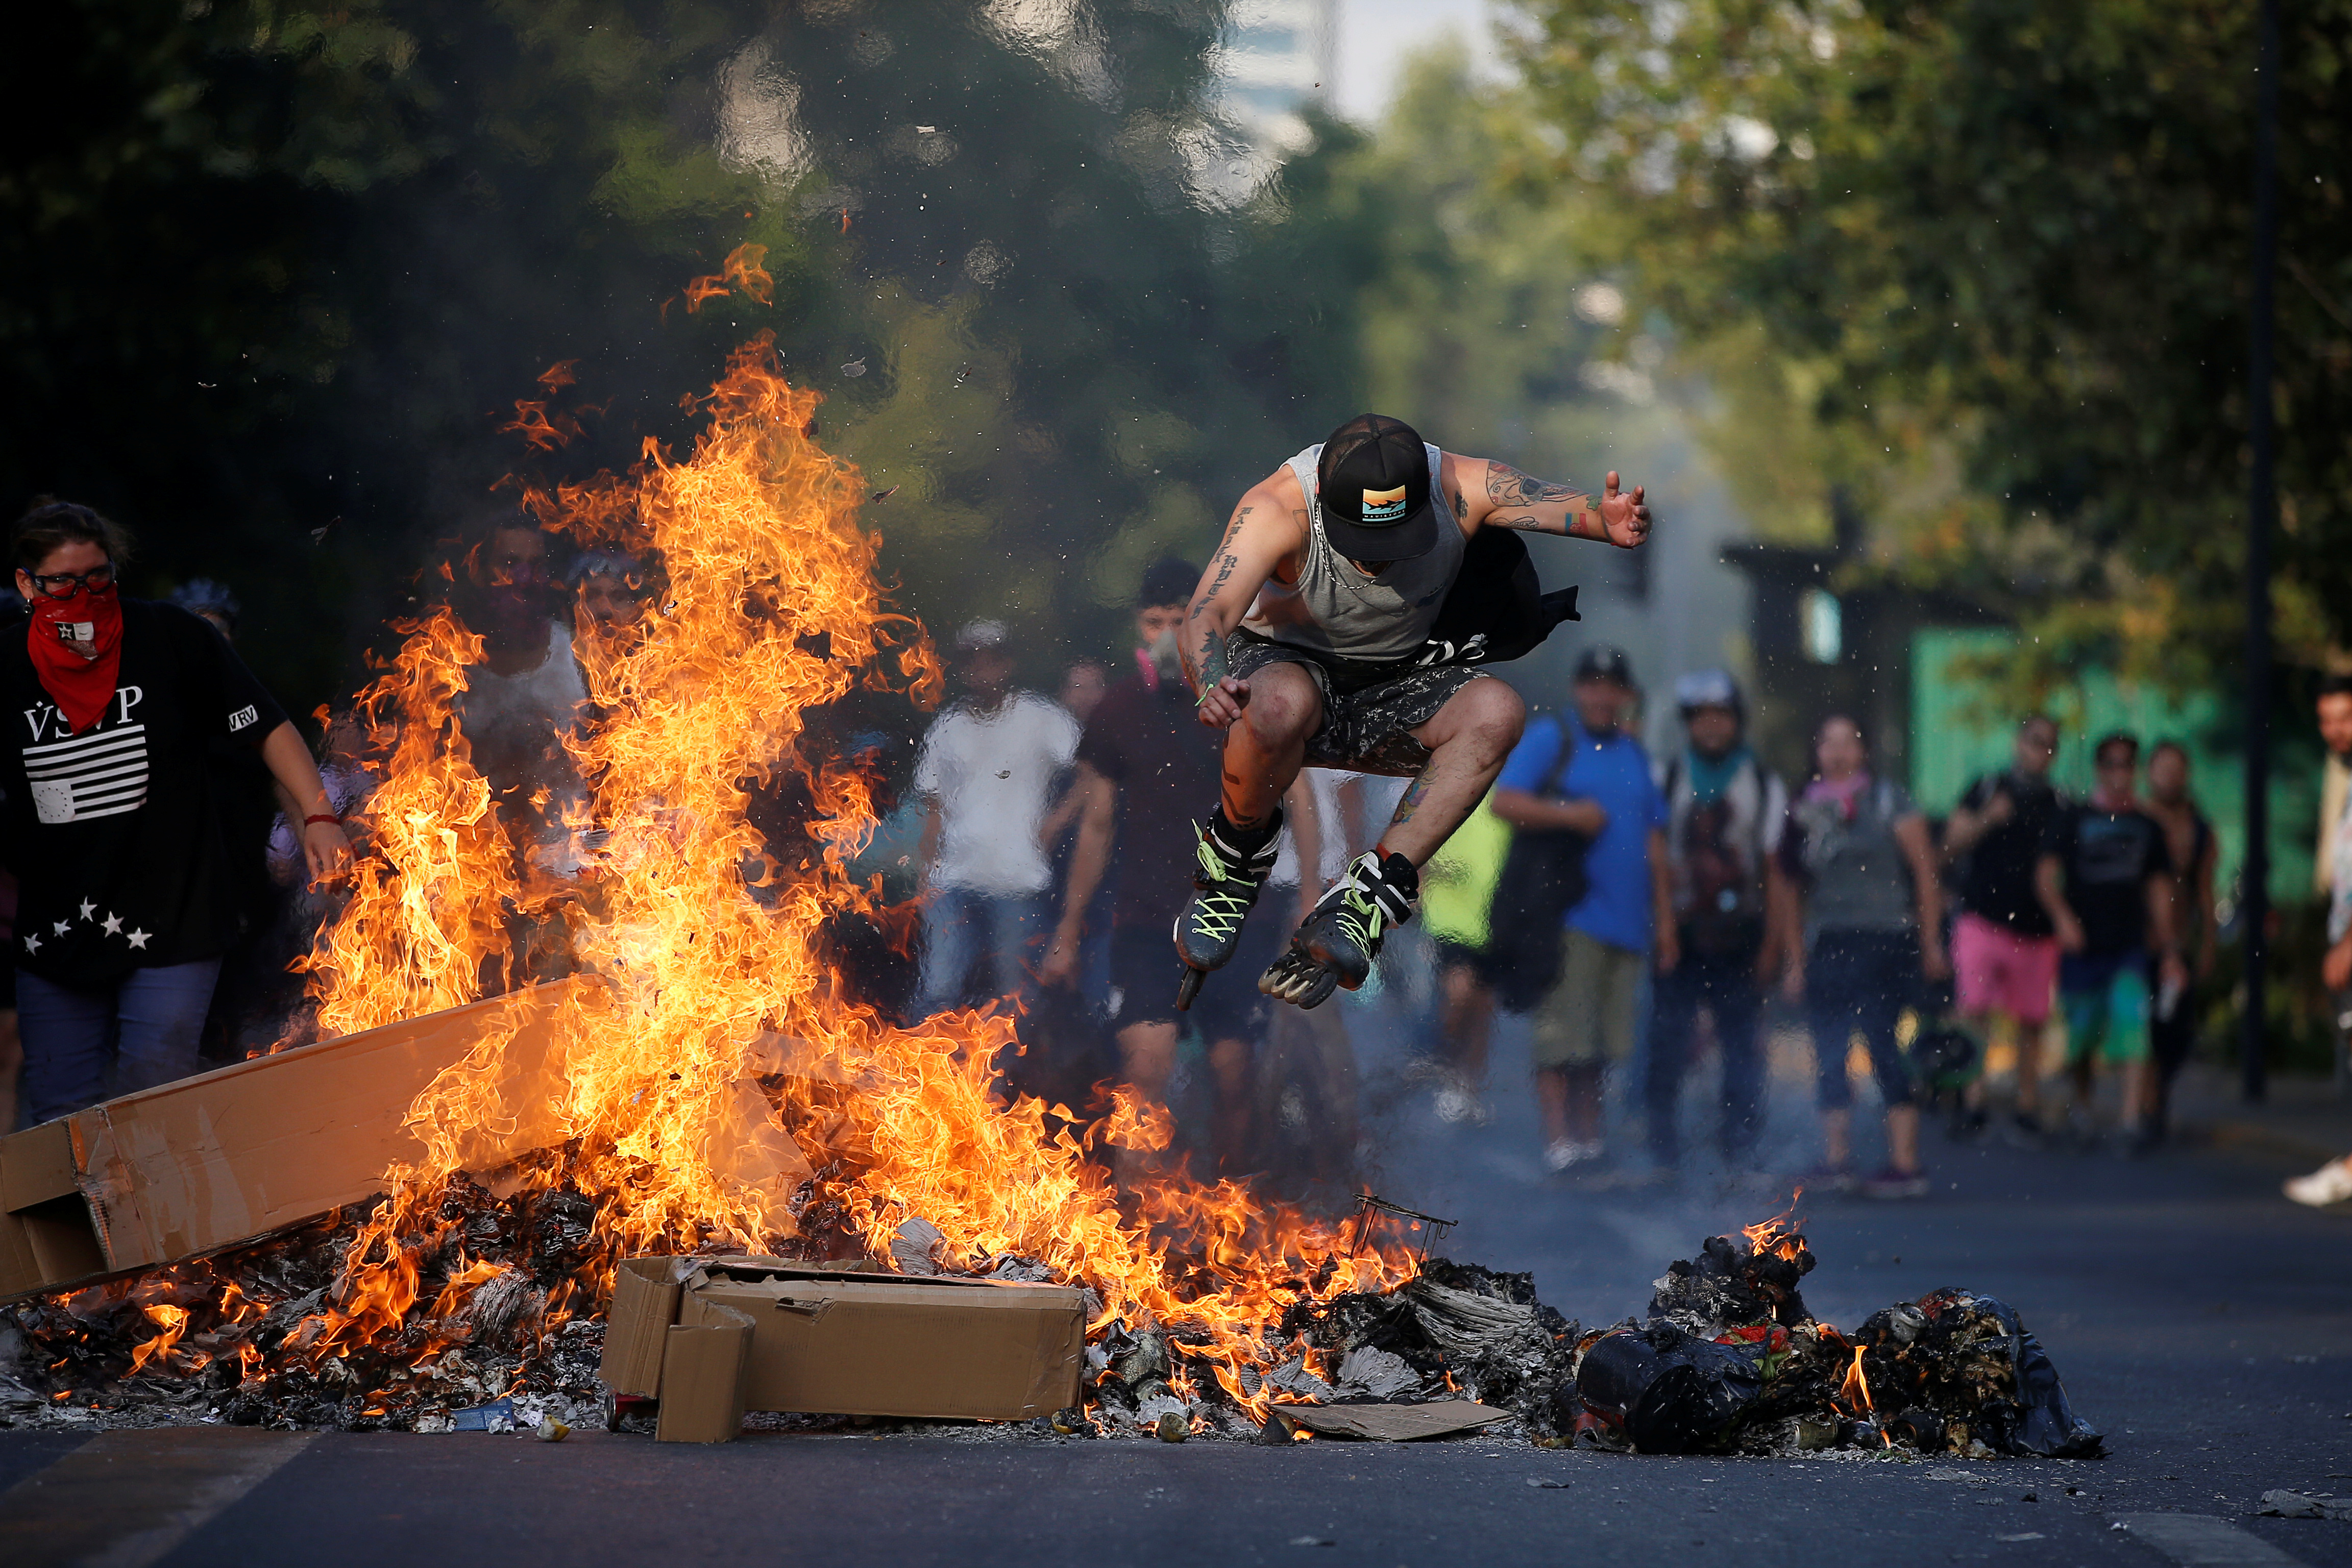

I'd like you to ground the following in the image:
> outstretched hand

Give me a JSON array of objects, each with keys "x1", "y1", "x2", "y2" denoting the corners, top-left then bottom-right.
[
  {"x1": 1595, "y1": 472, "x2": 1652, "y2": 549},
  {"x1": 1196, "y1": 675, "x2": 1250, "y2": 731}
]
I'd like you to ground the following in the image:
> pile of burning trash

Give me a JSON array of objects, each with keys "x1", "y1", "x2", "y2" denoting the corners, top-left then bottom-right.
[{"x1": 0, "y1": 1183, "x2": 2101, "y2": 1460}]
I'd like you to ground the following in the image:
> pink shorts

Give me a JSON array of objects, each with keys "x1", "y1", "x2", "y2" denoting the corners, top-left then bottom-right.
[{"x1": 1952, "y1": 913, "x2": 2059, "y2": 1023}]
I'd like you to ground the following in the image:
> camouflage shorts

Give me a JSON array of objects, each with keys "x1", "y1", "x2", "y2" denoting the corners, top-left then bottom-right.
[{"x1": 1226, "y1": 631, "x2": 1493, "y2": 778}]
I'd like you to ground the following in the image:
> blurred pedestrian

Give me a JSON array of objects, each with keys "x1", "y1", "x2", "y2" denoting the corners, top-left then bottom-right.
[
  {"x1": 1942, "y1": 715, "x2": 2065, "y2": 1138},
  {"x1": 2139, "y1": 740, "x2": 2216, "y2": 1139},
  {"x1": 2, "y1": 500, "x2": 351, "y2": 1122},
  {"x1": 1059, "y1": 659, "x2": 1109, "y2": 726},
  {"x1": 1419, "y1": 796, "x2": 1509, "y2": 1124},
  {"x1": 449, "y1": 510, "x2": 590, "y2": 851},
  {"x1": 1491, "y1": 646, "x2": 1670, "y2": 1173},
  {"x1": 1775, "y1": 715, "x2": 1946, "y2": 1197},
  {"x1": 1647, "y1": 670, "x2": 1788, "y2": 1176},
  {"x1": 1256, "y1": 772, "x2": 1360, "y2": 1180},
  {"x1": 569, "y1": 551, "x2": 648, "y2": 639},
  {"x1": 165, "y1": 578, "x2": 239, "y2": 641},
  {"x1": 2285, "y1": 676, "x2": 2352, "y2": 1205},
  {"x1": 910, "y1": 620, "x2": 1079, "y2": 1019},
  {"x1": 165, "y1": 578, "x2": 282, "y2": 1061},
  {"x1": 2033, "y1": 734, "x2": 2182, "y2": 1151},
  {"x1": 2316, "y1": 674, "x2": 2352, "y2": 1084},
  {"x1": 1040, "y1": 560, "x2": 1266, "y2": 1180},
  {"x1": 0, "y1": 871, "x2": 17, "y2": 1130}
]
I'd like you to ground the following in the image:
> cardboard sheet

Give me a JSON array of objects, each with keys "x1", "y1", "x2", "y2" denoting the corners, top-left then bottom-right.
[
  {"x1": 0, "y1": 977, "x2": 596, "y2": 1301},
  {"x1": 599, "y1": 1255, "x2": 1088, "y2": 1441},
  {"x1": 1271, "y1": 1399, "x2": 1508, "y2": 1442}
]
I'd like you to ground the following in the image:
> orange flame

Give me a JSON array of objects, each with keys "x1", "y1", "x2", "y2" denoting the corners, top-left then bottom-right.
[
  {"x1": 683, "y1": 243, "x2": 774, "y2": 314},
  {"x1": 1836, "y1": 1344, "x2": 1874, "y2": 1416},
  {"x1": 263, "y1": 325, "x2": 1415, "y2": 1408},
  {"x1": 1739, "y1": 1188, "x2": 1808, "y2": 1262},
  {"x1": 126, "y1": 1305, "x2": 191, "y2": 1377}
]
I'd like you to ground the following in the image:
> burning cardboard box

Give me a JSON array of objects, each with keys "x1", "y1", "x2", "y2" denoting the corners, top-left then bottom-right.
[
  {"x1": 0, "y1": 977, "x2": 593, "y2": 1302},
  {"x1": 599, "y1": 1256, "x2": 1088, "y2": 1442}
]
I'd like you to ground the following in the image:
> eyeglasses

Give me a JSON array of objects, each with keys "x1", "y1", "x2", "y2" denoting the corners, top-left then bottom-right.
[{"x1": 23, "y1": 564, "x2": 115, "y2": 598}]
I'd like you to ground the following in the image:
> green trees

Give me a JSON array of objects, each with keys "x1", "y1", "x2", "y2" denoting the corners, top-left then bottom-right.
[
  {"x1": 1507, "y1": 0, "x2": 2352, "y2": 685},
  {"x1": 2, "y1": 2, "x2": 1269, "y2": 707}
]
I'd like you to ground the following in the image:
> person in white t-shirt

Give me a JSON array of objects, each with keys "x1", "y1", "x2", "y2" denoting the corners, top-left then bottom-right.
[{"x1": 912, "y1": 621, "x2": 1081, "y2": 1019}]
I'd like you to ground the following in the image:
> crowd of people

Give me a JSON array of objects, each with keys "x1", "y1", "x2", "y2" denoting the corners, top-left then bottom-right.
[
  {"x1": 899, "y1": 557, "x2": 2322, "y2": 1203},
  {"x1": 3, "y1": 482, "x2": 2347, "y2": 1222}
]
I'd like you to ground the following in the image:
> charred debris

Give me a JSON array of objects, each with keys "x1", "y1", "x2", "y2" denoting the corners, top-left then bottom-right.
[{"x1": 0, "y1": 1184, "x2": 2100, "y2": 1459}]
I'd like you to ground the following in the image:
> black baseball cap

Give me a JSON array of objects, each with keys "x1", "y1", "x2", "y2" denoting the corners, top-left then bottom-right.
[
  {"x1": 1315, "y1": 414, "x2": 1439, "y2": 562},
  {"x1": 1574, "y1": 645, "x2": 1635, "y2": 688}
]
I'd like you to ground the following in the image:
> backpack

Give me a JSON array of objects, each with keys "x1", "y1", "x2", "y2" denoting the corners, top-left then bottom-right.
[
  {"x1": 1660, "y1": 752, "x2": 1772, "y2": 958},
  {"x1": 1486, "y1": 715, "x2": 1594, "y2": 1013},
  {"x1": 1419, "y1": 527, "x2": 1581, "y2": 667}
]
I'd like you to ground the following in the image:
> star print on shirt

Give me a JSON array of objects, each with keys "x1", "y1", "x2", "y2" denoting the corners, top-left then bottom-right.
[
  {"x1": 101, "y1": 913, "x2": 122, "y2": 936},
  {"x1": 126, "y1": 929, "x2": 150, "y2": 950},
  {"x1": 79, "y1": 899, "x2": 97, "y2": 920},
  {"x1": 23, "y1": 934, "x2": 39, "y2": 953},
  {"x1": 51, "y1": 920, "x2": 70, "y2": 937}
]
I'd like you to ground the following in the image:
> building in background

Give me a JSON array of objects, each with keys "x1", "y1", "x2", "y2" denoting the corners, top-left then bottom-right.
[{"x1": 1219, "y1": 0, "x2": 1338, "y2": 156}]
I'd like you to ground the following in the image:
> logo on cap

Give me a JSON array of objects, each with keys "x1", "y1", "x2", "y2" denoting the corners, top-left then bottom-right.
[{"x1": 1360, "y1": 484, "x2": 1409, "y2": 524}]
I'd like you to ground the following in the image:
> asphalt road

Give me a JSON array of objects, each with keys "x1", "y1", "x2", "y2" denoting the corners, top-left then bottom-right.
[{"x1": 4, "y1": 1006, "x2": 2350, "y2": 1567}]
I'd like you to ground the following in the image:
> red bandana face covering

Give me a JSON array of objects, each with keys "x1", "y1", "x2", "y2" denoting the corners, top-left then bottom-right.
[{"x1": 27, "y1": 583, "x2": 124, "y2": 734}]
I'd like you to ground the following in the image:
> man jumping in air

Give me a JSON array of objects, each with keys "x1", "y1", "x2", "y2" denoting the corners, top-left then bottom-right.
[{"x1": 1175, "y1": 413, "x2": 1652, "y2": 1009}]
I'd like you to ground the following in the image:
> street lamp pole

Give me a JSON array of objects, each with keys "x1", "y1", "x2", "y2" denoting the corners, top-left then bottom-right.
[{"x1": 2242, "y1": 0, "x2": 2281, "y2": 1102}]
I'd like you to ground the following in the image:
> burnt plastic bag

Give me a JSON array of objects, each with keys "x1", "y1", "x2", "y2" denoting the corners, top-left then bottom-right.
[
  {"x1": 1873, "y1": 1289, "x2": 2104, "y2": 1459},
  {"x1": 1574, "y1": 1322, "x2": 1763, "y2": 1453},
  {"x1": 1977, "y1": 1296, "x2": 2103, "y2": 1458}
]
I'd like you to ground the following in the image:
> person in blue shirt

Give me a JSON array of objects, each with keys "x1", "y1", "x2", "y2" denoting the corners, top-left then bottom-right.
[{"x1": 1492, "y1": 646, "x2": 1671, "y2": 1172}]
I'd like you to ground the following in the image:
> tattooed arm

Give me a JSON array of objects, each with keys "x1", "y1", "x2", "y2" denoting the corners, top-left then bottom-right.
[
  {"x1": 1448, "y1": 453, "x2": 1653, "y2": 549},
  {"x1": 1183, "y1": 472, "x2": 1309, "y2": 731}
]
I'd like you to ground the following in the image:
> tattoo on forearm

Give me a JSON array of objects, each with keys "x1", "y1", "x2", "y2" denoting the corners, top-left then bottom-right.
[
  {"x1": 1485, "y1": 462, "x2": 1586, "y2": 508},
  {"x1": 1489, "y1": 514, "x2": 1546, "y2": 532},
  {"x1": 1388, "y1": 764, "x2": 1437, "y2": 827},
  {"x1": 1194, "y1": 637, "x2": 1230, "y2": 704}
]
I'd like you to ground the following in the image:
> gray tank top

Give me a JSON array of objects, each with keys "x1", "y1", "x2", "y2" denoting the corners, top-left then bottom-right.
[{"x1": 1239, "y1": 443, "x2": 1465, "y2": 663}]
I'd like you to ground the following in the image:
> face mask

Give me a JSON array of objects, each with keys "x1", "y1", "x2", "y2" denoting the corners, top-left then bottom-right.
[
  {"x1": 25, "y1": 578, "x2": 125, "y2": 734},
  {"x1": 1145, "y1": 626, "x2": 1183, "y2": 681}
]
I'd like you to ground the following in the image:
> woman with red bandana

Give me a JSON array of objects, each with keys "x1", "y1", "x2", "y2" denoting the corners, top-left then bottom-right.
[{"x1": 0, "y1": 501, "x2": 350, "y2": 1124}]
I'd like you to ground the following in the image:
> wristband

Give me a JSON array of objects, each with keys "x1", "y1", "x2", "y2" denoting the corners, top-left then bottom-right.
[{"x1": 304, "y1": 814, "x2": 342, "y2": 827}]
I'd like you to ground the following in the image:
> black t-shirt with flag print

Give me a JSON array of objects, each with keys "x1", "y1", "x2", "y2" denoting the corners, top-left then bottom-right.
[{"x1": 0, "y1": 600, "x2": 288, "y2": 987}]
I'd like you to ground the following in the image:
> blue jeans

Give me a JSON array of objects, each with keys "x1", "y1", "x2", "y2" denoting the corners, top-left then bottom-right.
[
  {"x1": 1807, "y1": 929, "x2": 1916, "y2": 1110},
  {"x1": 18, "y1": 959, "x2": 225, "y2": 1124},
  {"x1": 914, "y1": 890, "x2": 1048, "y2": 1021},
  {"x1": 1647, "y1": 937, "x2": 1767, "y2": 1163}
]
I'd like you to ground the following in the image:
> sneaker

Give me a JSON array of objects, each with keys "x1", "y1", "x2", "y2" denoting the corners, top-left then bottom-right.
[
  {"x1": 1172, "y1": 808, "x2": 1282, "y2": 972},
  {"x1": 1543, "y1": 1138, "x2": 1602, "y2": 1174},
  {"x1": 1797, "y1": 1162, "x2": 1857, "y2": 1195},
  {"x1": 2000, "y1": 1112, "x2": 2046, "y2": 1150},
  {"x1": 1862, "y1": 1166, "x2": 1930, "y2": 1200},
  {"x1": 1433, "y1": 1081, "x2": 1490, "y2": 1126},
  {"x1": 1294, "y1": 851, "x2": 1418, "y2": 992},
  {"x1": 2285, "y1": 1158, "x2": 2352, "y2": 1208}
]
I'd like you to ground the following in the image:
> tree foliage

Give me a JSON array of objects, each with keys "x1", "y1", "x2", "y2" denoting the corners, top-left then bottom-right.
[
  {"x1": 0, "y1": 1, "x2": 1277, "y2": 712},
  {"x1": 1505, "y1": 0, "x2": 2352, "y2": 686}
]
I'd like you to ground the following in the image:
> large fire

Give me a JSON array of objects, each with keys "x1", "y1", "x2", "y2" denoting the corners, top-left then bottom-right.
[{"x1": 169, "y1": 283, "x2": 1412, "y2": 1421}]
